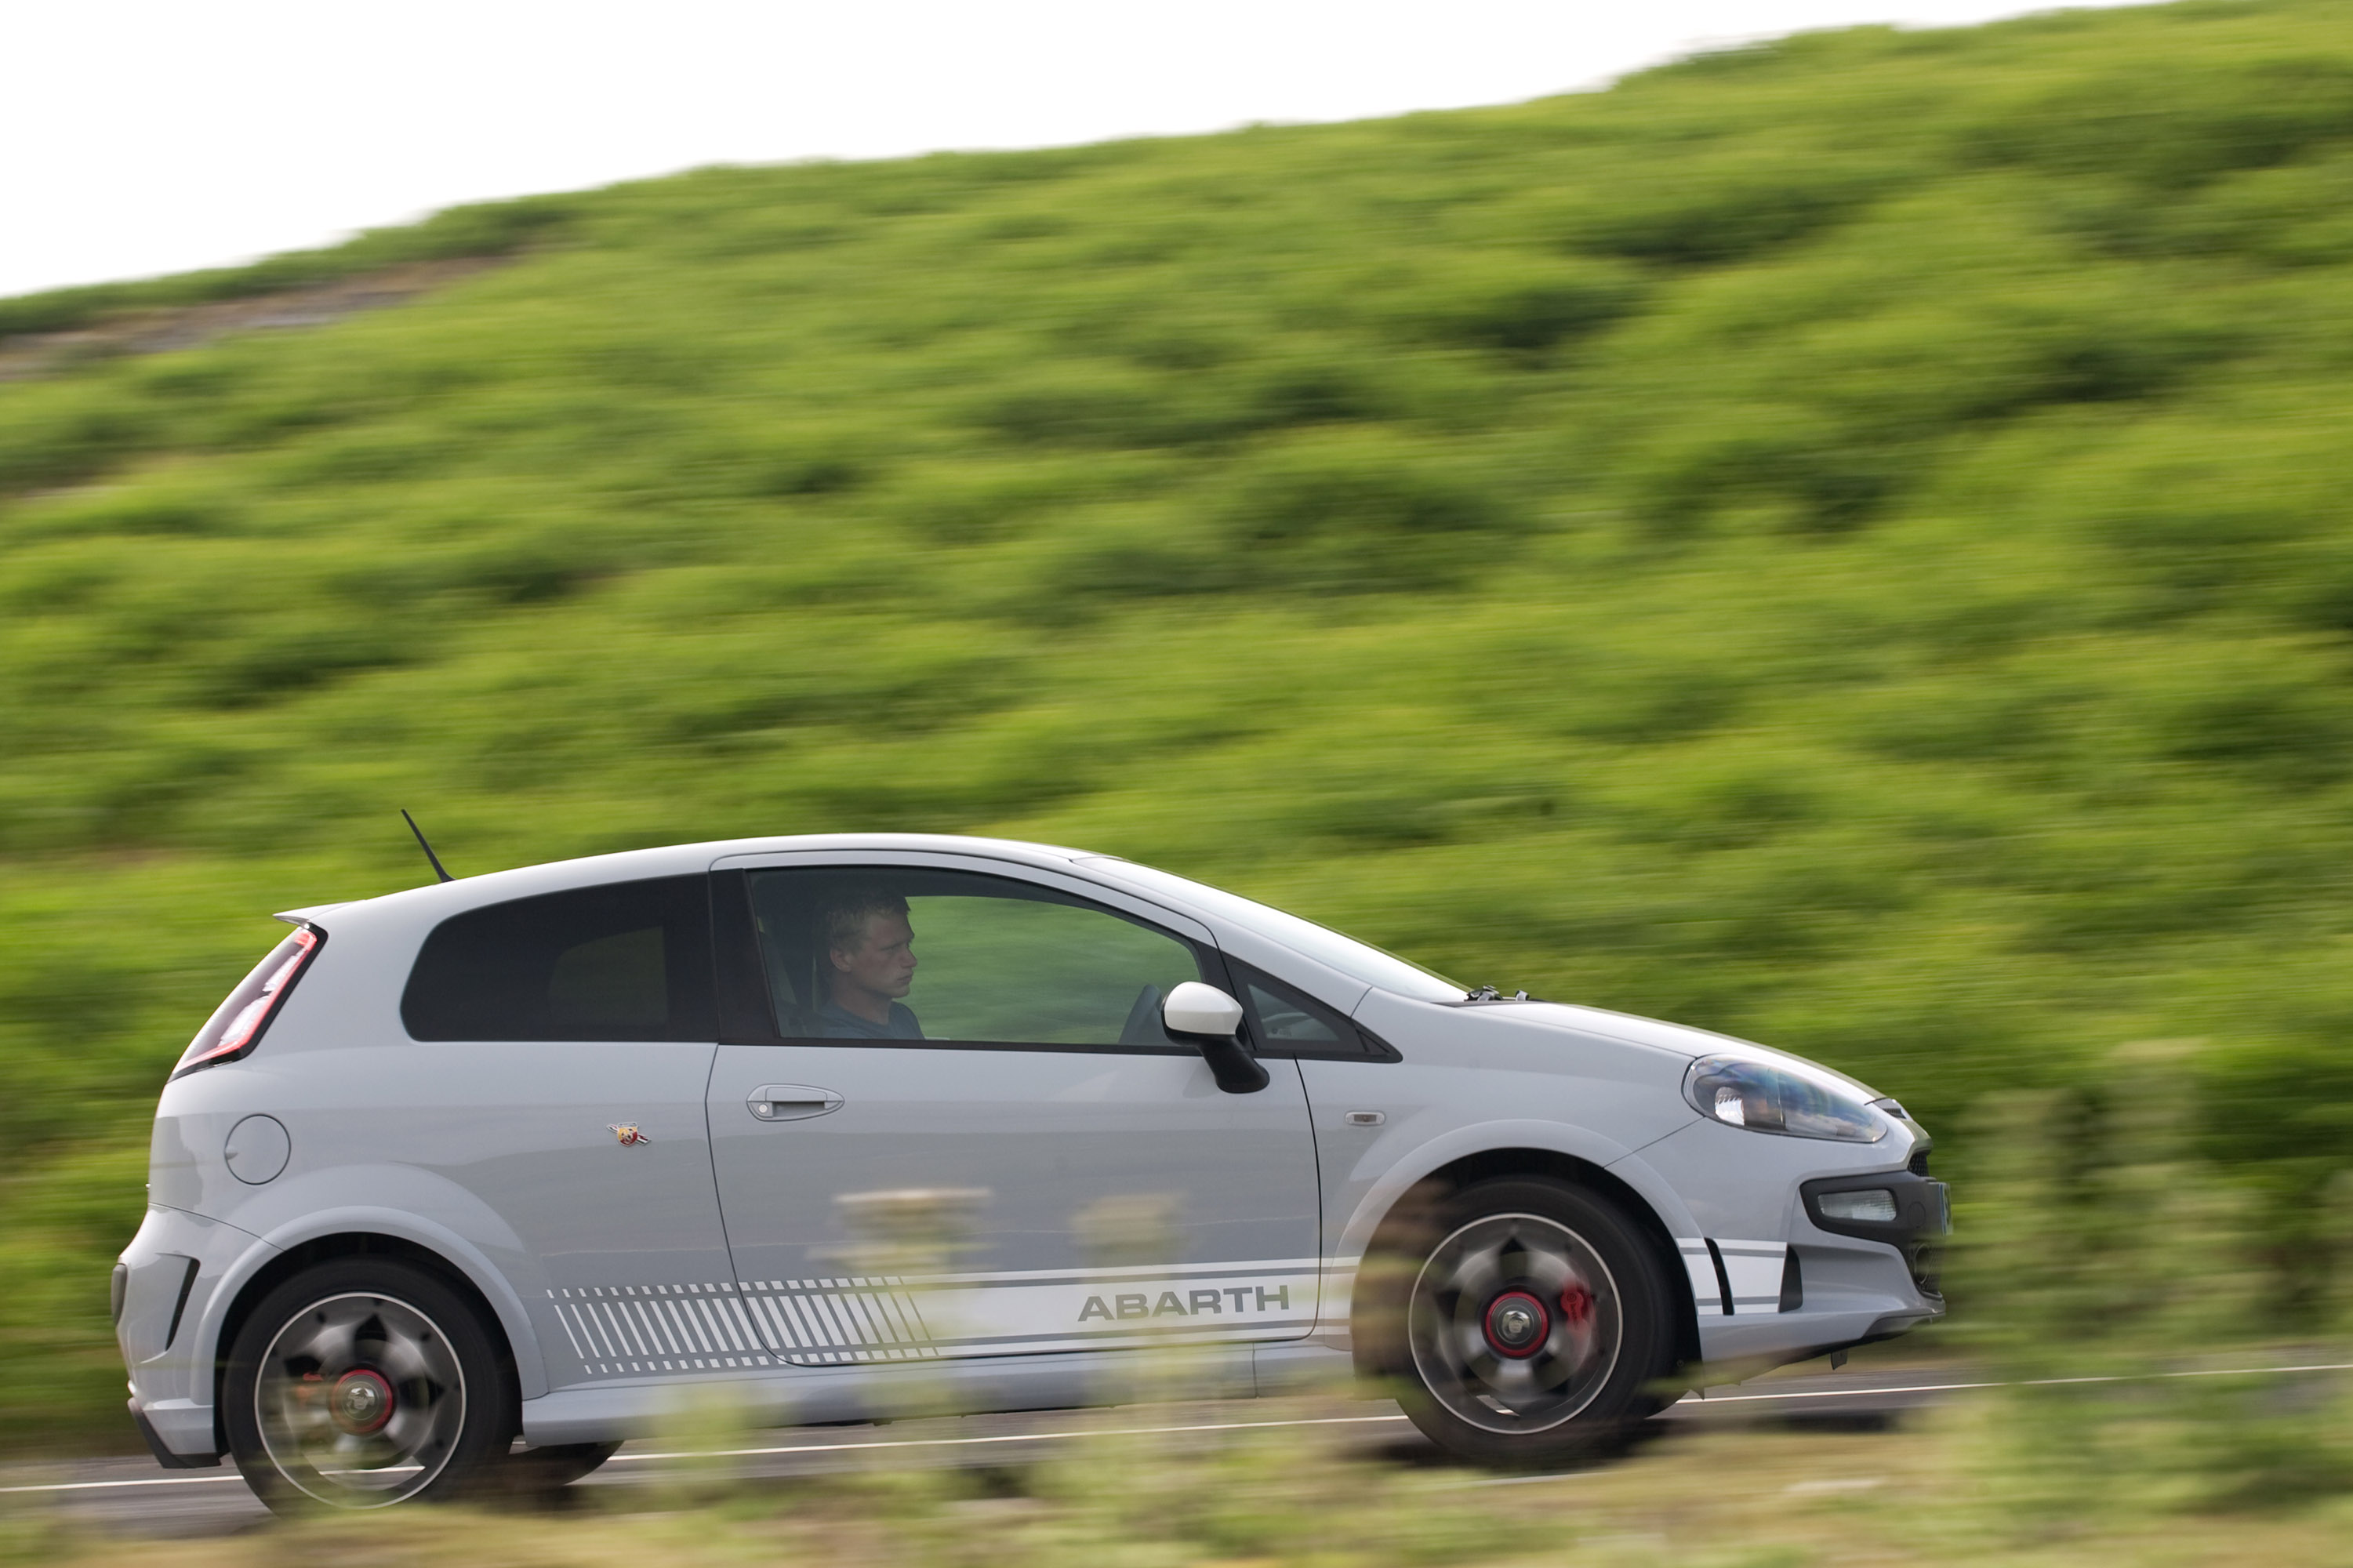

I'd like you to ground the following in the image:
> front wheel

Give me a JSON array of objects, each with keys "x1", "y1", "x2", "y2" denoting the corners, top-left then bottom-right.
[
  {"x1": 222, "y1": 1259, "x2": 514, "y2": 1515},
  {"x1": 1364, "y1": 1178, "x2": 1676, "y2": 1468}
]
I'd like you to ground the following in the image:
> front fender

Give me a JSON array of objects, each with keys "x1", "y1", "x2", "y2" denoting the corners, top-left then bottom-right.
[{"x1": 1332, "y1": 1118, "x2": 1700, "y2": 1261}]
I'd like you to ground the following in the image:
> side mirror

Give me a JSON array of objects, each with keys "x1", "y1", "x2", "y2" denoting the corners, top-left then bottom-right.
[
  {"x1": 1164, "y1": 981, "x2": 1243, "y2": 1036},
  {"x1": 1162, "y1": 982, "x2": 1269, "y2": 1094}
]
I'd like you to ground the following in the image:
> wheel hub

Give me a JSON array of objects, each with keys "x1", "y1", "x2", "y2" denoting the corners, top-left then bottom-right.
[
  {"x1": 329, "y1": 1368, "x2": 394, "y2": 1436},
  {"x1": 1483, "y1": 1290, "x2": 1549, "y2": 1357}
]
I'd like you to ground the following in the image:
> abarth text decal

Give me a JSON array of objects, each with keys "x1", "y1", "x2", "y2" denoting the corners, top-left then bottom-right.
[{"x1": 548, "y1": 1259, "x2": 1326, "y2": 1376}]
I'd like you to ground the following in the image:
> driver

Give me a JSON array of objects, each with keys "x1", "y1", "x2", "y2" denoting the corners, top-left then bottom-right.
[{"x1": 815, "y1": 887, "x2": 924, "y2": 1040}]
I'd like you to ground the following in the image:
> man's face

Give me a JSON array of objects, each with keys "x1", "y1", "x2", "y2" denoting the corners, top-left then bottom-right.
[{"x1": 831, "y1": 911, "x2": 916, "y2": 1002}]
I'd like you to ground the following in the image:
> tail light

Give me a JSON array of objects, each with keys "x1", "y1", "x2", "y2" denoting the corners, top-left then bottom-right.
[{"x1": 172, "y1": 926, "x2": 324, "y2": 1079}]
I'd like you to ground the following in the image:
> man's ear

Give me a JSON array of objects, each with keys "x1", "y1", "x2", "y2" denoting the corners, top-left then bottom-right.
[{"x1": 826, "y1": 945, "x2": 852, "y2": 974}]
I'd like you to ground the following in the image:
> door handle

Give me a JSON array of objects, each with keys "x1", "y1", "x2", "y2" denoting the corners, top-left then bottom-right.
[{"x1": 746, "y1": 1084, "x2": 844, "y2": 1122}]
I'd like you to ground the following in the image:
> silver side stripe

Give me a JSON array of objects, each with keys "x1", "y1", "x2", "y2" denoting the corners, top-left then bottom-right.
[
  {"x1": 549, "y1": 1283, "x2": 780, "y2": 1377},
  {"x1": 1676, "y1": 1239, "x2": 1720, "y2": 1314},
  {"x1": 549, "y1": 1265, "x2": 1324, "y2": 1377},
  {"x1": 1716, "y1": 1241, "x2": 1789, "y2": 1316},
  {"x1": 1676, "y1": 1238, "x2": 1792, "y2": 1318}
]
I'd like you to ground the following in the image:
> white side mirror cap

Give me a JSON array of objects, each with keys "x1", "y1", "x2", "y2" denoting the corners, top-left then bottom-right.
[{"x1": 1164, "y1": 981, "x2": 1244, "y2": 1038}]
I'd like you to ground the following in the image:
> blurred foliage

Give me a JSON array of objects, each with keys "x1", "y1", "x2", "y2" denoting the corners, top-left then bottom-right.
[
  {"x1": 0, "y1": 197, "x2": 579, "y2": 343},
  {"x1": 1949, "y1": 1047, "x2": 2353, "y2": 1521},
  {"x1": 8, "y1": 0, "x2": 2353, "y2": 1449},
  {"x1": 19, "y1": 1392, "x2": 2353, "y2": 1563}
]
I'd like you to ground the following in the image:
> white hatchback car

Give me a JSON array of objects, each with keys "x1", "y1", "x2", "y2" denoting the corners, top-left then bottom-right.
[{"x1": 116, "y1": 834, "x2": 1946, "y2": 1510}]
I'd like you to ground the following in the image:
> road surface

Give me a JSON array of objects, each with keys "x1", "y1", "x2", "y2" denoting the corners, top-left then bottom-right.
[{"x1": 6, "y1": 1359, "x2": 2333, "y2": 1538}]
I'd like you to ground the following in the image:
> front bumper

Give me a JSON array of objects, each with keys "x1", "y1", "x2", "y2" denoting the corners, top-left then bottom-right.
[
  {"x1": 1799, "y1": 1167, "x2": 1949, "y2": 1302},
  {"x1": 1635, "y1": 1119, "x2": 1949, "y2": 1370}
]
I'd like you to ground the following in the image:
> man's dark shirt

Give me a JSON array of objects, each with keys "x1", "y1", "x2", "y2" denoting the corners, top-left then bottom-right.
[{"x1": 816, "y1": 1000, "x2": 924, "y2": 1040}]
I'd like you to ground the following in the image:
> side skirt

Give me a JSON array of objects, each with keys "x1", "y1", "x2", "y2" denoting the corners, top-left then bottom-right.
[{"x1": 521, "y1": 1343, "x2": 1301, "y2": 1446}]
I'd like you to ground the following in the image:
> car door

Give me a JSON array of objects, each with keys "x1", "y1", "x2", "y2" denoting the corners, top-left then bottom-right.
[
  {"x1": 703, "y1": 854, "x2": 1321, "y2": 1366},
  {"x1": 397, "y1": 875, "x2": 767, "y2": 1388}
]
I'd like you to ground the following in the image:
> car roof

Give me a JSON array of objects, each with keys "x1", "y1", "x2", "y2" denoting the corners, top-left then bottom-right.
[{"x1": 277, "y1": 833, "x2": 1098, "y2": 924}]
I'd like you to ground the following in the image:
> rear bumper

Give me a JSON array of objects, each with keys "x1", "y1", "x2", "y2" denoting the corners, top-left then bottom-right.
[
  {"x1": 118, "y1": 1204, "x2": 273, "y2": 1462},
  {"x1": 127, "y1": 1399, "x2": 219, "y2": 1469}
]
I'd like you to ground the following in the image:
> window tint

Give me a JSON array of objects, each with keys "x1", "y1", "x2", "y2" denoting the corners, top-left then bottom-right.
[
  {"x1": 1234, "y1": 963, "x2": 1382, "y2": 1059},
  {"x1": 1072, "y1": 858, "x2": 1464, "y2": 1002},
  {"x1": 1245, "y1": 980, "x2": 1345, "y2": 1046},
  {"x1": 744, "y1": 868, "x2": 1208, "y2": 1047},
  {"x1": 403, "y1": 876, "x2": 715, "y2": 1041}
]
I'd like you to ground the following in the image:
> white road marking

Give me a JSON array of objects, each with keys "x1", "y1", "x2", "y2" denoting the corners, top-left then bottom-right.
[
  {"x1": 614, "y1": 1412, "x2": 1413, "y2": 1463},
  {"x1": 1458, "y1": 1468, "x2": 1607, "y2": 1488},
  {"x1": 15, "y1": 1361, "x2": 2350, "y2": 1497},
  {"x1": 0, "y1": 1414, "x2": 1413, "y2": 1494},
  {"x1": 1678, "y1": 1360, "x2": 2353, "y2": 1406},
  {"x1": 0, "y1": 1475, "x2": 245, "y2": 1495}
]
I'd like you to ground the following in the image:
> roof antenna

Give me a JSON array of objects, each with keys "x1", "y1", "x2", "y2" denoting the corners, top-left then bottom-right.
[{"x1": 401, "y1": 809, "x2": 454, "y2": 884}]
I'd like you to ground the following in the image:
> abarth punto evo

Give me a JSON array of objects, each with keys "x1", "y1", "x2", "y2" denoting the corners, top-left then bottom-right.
[{"x1": 116, "y1": 834, "x2": 1947, "y2": 1510}]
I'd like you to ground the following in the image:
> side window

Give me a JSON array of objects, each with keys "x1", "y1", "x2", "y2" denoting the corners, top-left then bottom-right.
[
  {"x1": 743, "y1": 867, "x2": 1208, "y2": 1048},
  {"x1": 402, "y1": 876, "x2": 716, "y2": 1042},
  {"x1": 1235, "y1": 962, "x2": 1388, "y2": 1061}
]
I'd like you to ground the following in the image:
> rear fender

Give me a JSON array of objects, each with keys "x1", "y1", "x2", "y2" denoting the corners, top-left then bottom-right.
[{"x1": 195, "y1": 1197, "x2": 547, "y2": 1403}]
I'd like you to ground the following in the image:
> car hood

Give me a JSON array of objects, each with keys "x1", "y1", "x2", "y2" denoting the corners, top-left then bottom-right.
[{"x1": 1469, "y1": 1000, "x2": 1886, "y2": 1101}]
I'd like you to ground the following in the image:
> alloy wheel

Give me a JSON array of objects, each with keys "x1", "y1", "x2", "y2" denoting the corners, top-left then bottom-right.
[
  {"x1": 1406, "y1": 1210, "x2": 1621, "y2": 1436},
  {"x1": 252, "y1": 1291, "x2": 469, "y2": 1508}
]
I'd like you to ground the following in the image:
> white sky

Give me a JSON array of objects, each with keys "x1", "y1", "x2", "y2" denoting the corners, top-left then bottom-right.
[{"x1": 3, "y1": 0, "x2": 2155, "y2": 301}]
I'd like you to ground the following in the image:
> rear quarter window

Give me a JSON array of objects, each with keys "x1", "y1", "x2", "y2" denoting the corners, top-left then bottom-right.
[{"x1": 401, "y1": 876, "x2": 716, "y2": 1041}]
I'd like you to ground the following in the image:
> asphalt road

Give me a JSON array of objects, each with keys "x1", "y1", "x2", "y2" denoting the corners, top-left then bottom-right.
[{"x1": 10, "y1": 1359, "x2": 2340, "y2": 1538}]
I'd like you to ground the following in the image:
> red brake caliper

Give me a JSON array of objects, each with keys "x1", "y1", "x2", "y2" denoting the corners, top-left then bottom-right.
[{"x1": 1559, "y1": 1283, "x2": 1595, "y2": 1329}]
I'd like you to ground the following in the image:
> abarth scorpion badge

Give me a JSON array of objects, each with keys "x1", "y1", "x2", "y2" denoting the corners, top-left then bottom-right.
[{"x1": 608, "y1": 1124, "x2": 649, "y2": 1146}]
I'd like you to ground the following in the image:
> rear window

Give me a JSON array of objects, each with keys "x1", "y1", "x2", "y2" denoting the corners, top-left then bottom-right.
[{"x1": 401, "y1": 876, "x2": 716, "y2": 1042}]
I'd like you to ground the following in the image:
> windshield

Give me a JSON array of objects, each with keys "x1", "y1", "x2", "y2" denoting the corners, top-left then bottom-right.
[{"x1": 1077, "y1": 858, "x2": 1465, "y2": 1002}]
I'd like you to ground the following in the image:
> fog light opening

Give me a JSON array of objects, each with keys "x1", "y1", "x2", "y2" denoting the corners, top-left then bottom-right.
[{"x1": 1817, "y1": 1189, "x2": 1897, "y2": 1224}]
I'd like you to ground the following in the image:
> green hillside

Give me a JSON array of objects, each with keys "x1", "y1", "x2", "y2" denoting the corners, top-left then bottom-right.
[{"x1": 8, "y1": 0, "x2": 2353, "y2": 1448}]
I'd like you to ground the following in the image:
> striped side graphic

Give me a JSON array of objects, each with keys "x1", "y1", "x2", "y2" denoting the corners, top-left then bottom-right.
[
  {"x1": 1714, "y1": 1240, "x2": 1789, "y2": 1316},
  {"x1": 737, "y1": 1276, "x2": 941, "y2": 1366},
  {"x1": 1676, "y1": 1238, "x2": 1724, "y2": 1316},
  {"x1": 548, "y1": 1282, "x2": 777, "y2": 1378},
  {"x1": 550, "y1": 1259, "x2": 1324, "y2": 1376},
  {"x1": 1675, "y1": 1238, "x2": 1792, "y2": 1317}
]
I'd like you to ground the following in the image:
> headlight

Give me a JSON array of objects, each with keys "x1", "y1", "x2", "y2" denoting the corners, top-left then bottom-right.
[{"x1": 1684, "y1": 1053, "x2": 1888, "y2": 1143}]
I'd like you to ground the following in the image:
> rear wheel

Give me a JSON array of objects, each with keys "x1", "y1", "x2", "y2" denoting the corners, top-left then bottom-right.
[
  {"x1": 1364, "y1": 1178, "x2": 1676, "y2": 1468},
  {"x1": 223, "y1": 1259, "x2": 514, "y2": 1515}
]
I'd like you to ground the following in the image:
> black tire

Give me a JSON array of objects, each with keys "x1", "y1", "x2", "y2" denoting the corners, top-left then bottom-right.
[
  {"x1": 222, "y1": 1259, "x2": 515, "y2": 1515},
  {"x1": 1359, "y1": 1178, "x2": 1676, "y2": 1468}
]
